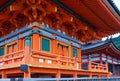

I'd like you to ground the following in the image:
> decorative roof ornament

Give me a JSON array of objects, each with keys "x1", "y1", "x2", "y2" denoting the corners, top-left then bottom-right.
[{"x1": 28, "y1": 22, "x2": 44, "y2": 29}]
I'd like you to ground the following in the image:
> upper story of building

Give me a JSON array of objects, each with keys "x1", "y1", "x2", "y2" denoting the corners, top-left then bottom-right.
[{"x1": 0, "y1": 22, "x2": 83, "y2": 71}]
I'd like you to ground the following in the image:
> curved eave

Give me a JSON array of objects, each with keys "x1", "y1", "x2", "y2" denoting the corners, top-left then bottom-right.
[
  {"x1": 81, "y1": 40, "x2": 111, "y2": 51},
  {"x1": 57, "y1": 0, "x2": 120, "y2": 35},
  {"x1": 102, "y1": 0, "x2": 120, "y2": 21},
  {"x1": 82, "y1": 40, "x2": 120, "y2": 58}
]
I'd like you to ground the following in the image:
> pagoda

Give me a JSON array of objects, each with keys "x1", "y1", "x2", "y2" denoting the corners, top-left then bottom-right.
[{"x1": 0, "y1": 0, "x2": 119, "y2": 78}]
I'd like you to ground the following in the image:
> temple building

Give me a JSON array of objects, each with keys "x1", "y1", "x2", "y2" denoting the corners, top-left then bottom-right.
[
  {"x1": 82, "y1": 36, "x2": 120, "y2": 77},
  {"x1": 0, "y1": 0, "x2": 120, "y2": 78}
]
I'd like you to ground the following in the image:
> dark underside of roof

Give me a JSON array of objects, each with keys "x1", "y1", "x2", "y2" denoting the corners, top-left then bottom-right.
[{"x1": 0, "y1": 0, "x2": 14, "y2": 11}]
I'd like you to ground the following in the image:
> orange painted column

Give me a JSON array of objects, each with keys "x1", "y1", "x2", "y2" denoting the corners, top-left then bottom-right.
[
  {"x1": 32, "y1": 26, "x2": 40, "y2": 51},
  {"x1": 24, "y1": 37, "x2": 31, "y2": 78},
  {"x1": 2, "y1": 70, "x2": 7, "y2": 78},
  {"x1": 69, "y1": 44, "x2": 72, "y2": 67},
  {"x1": 18, "y1": 37, "x2": 23, "y2": 51},
  {"x1": 32, "y1": 34, "x2": 39, "y2": 50},
  {"x1": 52, "y1": 34, "x2": 57, "y2": 54},
  {"x1": 52, "y1": 36, "x2": 58, "y2": 65},
  {"x1": 73, "y1": 71, "x2": 77, "y2": 78},
  {"x1": 24, "y1": 67, "x2": 31, "y2": 78},
  {"x1": 56, "y1": 70, "x2": 61, "y2": 78},
  {"x1": 89, "y1": 73, "x2": 92, "y2": 78},
  {"x1": 77, "y1": 49, "x2": 81, "y2": 69},
  {"x1": 107, "y1": 74, "x2": 110, "y2": 78},
  {"x1": 24, "y1": 37, "x2": 32, "y2": 64},
  {"x1": 24, "y1": 72, "x2": 31, "y2": 78}
]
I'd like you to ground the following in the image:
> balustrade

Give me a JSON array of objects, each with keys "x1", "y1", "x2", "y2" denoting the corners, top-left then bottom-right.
[
  {"x1": 31, "y1": 50, "x2": 80, "y2": 69},
  {"x1": 82, "y1": 61, "x2": 108, "y2": 72},
  {"x1": 0, "y1": 50, "x2": 24, "y2": 66}
]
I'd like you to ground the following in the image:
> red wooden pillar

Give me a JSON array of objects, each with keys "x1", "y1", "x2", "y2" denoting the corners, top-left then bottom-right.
[
  {"x1": 32, "y1": 34, "x2": 39, "y2": 51},
  {"x1": 24, "y1": 36, "x2": 32, "y2": 64},
  {"x1": 73, "y1": 71, "x2": 77, "y2": 78},
  {"x1": 24, "y1": 37, "x2": 32, "y2": 78},
  {"x1": 89, "y1": 73, "x2": 92, "y2": 78},
  {"x1": 24, "y1": 67, "x2": 31, "y2": 78},
  {"x1": 52, "y1": 34, "x2": 57, "y2": 54},
  {"x1": 32, "y1": 26, "x2": 40, "y2": 51},
  {"x1": 18, "y1": 33, "x2": 23, "y2": 51},
  {"x1": 56, "y1": 70, "x2": 61, "y2": 78},
  {"x1": 78, "y1": 49, "x2": 81, "y2": 69},
  {"x1": 2, "y1": 70, "x2": 7, "y2": 78}
]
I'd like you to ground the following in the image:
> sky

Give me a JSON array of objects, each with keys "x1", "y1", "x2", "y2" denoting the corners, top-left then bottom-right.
[
  {"x1": 102, "y1": 0, "x2": 120, "y2": 41},
  {"x1": 112, "y1": 0, "x2": 120, "y2": 11}
]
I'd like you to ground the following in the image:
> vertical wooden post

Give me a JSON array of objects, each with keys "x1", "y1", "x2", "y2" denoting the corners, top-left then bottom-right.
[
  {"x1": 69, "y1": 44, "x2": 72, "y2": 67},
  {"x1": 23, "y1": 37, "x2": 32, "y2": 78},
  {"x1": 73, "y1": 71, "x2": 77, "y2": 78},
  {"x1": 24, "y1": 37, "x2": 32, "y2": 64},
  {"x1": 89, "y1": 73, "x2": 92, "y2": 78},
  {"x1": 78, "y1": 49, "x2": 81, "y2": 69},
  {"x1": 18, "y1": 39, "x2": 23, "y2": 51},
  {"x1": 2, "y1": 70, "x2": 7, "y2": 78},
  {"x1": 107, "y1": 74, "x2": 110, "y2": 78},
  {"x1": 32, "y1": 26, "x2": 40, "y2": 50},
  {"x1": 18, "y1": 33, "x2": 23, "y2": 51},
  {"x1": 88, "y1": 55, "x2": 92, "y2": 70},
  {"x1": 56, "y1": 70, "x2": 61, "y2": 78},
  {"x1": 32, "y1": 26, "x2": 40, "y2": 51},
  {"x1": 32, "y1": 33, "x2": 39, "y2": 51},
  {"x1": 24, "y1": 67, "x2": 31, "y2": 78},
  {"x1": 52, "y1": 34, "x2": 57, "y2": 54},
  {"x1": 98, "y1": 74, "x2": 101, "y2": 78}
]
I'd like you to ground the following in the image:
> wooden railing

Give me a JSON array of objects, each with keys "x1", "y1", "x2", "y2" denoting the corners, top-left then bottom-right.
[
  {"x1": 82, "y1": 62, "x2": 108, "y2": 72},
  {"x1": 31, "y1": 50, "x2": 80, "y2": 69},
  {"x1": 0, "y1": 50, "x2": 24, "y2": 66},
  {"x1": 90, "y1": 62, "x2": 108, "y2": 72}
]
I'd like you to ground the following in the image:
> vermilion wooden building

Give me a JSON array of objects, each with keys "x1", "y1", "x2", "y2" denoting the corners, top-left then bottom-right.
[
  {"x1": 82, "y1": 37, "x2": 120, "y2": 77},
  {"x1": 0, "y1": 0, "x2": 120, "y2": 78}
]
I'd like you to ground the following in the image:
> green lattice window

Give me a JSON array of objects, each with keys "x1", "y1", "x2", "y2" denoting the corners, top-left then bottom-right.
[
  {"x1": 42, "y1": 38, "x2": 50, "y2": 52},
  {"x1": 0, "y1": 47, "x2": 4, "y2": 56},
  {"x1": 72, "y1": 48, "x2": 77, "y2": 57}
]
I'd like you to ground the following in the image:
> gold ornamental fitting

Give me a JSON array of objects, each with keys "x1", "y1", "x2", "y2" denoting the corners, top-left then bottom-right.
[{"x1": 31, "y1": 5, "x2": 37, "y2": 9}]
